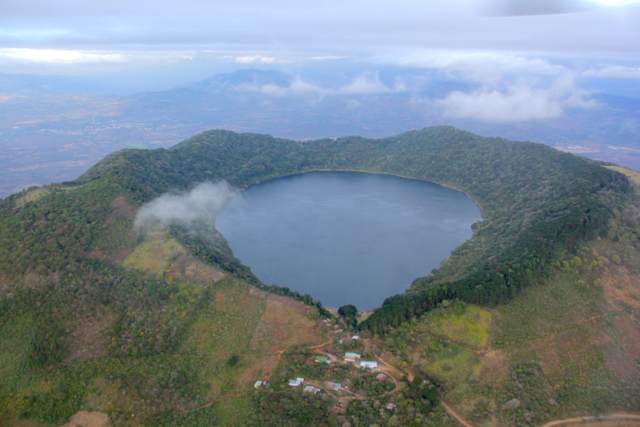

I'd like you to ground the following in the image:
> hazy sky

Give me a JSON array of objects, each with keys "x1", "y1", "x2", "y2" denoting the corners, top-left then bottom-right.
[
  {"x1": 0, "y1": 0, "x2": 639, "y2": 123},
  {"x1": 0, "y1": 0, "x2": 639, "y2": 66}
]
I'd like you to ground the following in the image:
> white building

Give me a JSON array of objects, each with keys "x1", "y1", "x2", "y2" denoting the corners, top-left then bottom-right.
[
  {"x1": 327, "y1": 382, "x2": 342, "y2": 391},
  {"x1": 344, "y1": 352, "x2": 361, "y2": 362},
  {"x1": 288, "y1": 377, "x2": 305, "y2": 387},
  {"x1": 360, "y1": 360, "x2": 378, "y2": 370}
]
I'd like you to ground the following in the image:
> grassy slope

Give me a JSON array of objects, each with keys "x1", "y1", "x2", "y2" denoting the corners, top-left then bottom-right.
[
  {"x1": 0, "y1": 180, "x2": 326, "y2": 426},
  {"x1": 379, "y1": 168, "x2": 640, "y2": 426}
]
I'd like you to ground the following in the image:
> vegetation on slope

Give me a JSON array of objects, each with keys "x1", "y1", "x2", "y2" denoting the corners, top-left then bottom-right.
[
  {"x1": 0, "y1": 126, "x2": 635, "y2": 425},
  {"x1": 78, "y1": 126, "x2": 632, "y2": 330},
  {"x1": 377, "y1": 166, "x2": 640, "y2": 426}
]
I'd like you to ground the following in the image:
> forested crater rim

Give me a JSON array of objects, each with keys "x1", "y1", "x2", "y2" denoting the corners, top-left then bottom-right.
[{"x1": 10, "y1": 126, "x2": 631, "y2": 330}]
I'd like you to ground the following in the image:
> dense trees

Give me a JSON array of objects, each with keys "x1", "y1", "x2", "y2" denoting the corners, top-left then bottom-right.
[
  {"x1": 338, "y1": 304, "x2": 358, "y2": 328},
  {"x1": 2, "y1": 127, "x2": 631, "y2": 335}
]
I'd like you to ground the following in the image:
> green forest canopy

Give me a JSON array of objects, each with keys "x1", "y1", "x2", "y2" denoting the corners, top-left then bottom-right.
[{"x1": 0, "y1": 126, "x2": 632, "y2": 332}]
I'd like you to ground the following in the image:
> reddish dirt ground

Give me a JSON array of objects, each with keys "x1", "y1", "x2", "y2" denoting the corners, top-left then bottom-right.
[
  {"x1": 60, "y1": 411, "x2": 111, "y2": 427},
  {"x1": 606, "y1": 315, "x2": 640, "y2": 379},
  {"x1": 542, "y1": 413, "x2": 640, "y2": 427},
  {"x1": 601, "y1": 267, "x2": 640, "y2": 312},
  {"x1": 108, "y1": 196, "x2": 136, "y2": 222},
  {"x1": 64, "y1": 308, "x2": 116, "y2": 363},
  {"x1": 479, "y1": 349, "x2": 509, "y2": 383},
  {"x1": 236, "y1": 292, "x2": 324, "y2": 387}
]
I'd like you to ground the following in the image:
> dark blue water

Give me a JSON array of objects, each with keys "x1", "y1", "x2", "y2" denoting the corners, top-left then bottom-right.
[{"x1": 216, "y1": 172, "x2": 480, "y2": 309}]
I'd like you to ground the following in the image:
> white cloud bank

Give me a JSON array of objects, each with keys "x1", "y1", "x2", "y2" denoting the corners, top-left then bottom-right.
[
  {"x1": 389, "y1": 50, "x2": 566, "y2": 85},
  {"x1": 0, "y1": 48, "x2": 127, "y2": 64},
  {"x1": 134, "y1": 181, "x2": 237, "y2": 234},
  {"x1": 436, "y1": 77, "x2": 597, "y2": 122},
  {"x1": 583, "y1": 65, "x2": 640, "y2": 79},
  {"x1": 232, "y1": 54, "x2": 279, "y2": 64},
  {"x1": 236, "y1": 74, "x2": 407, "y2": 97}
]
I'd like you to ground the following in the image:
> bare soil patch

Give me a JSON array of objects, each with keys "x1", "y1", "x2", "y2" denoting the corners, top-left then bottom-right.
[
  {"x1": 479, "y1": 349, "x2": 509, "y2": 383},
  {"x1": 173, "y1": 257, "x2": 224, "y2": 284},
  {"x1": 601, "y1": 267, "x2": 640, "y2": 312},
  {"x1": 509, "y1": 314, "x2": 611, "y2": 385},
  {"x1": 251, "y1": 294, "x2": 321, "y2": 352},
  {"x1": 64, "y1": 308, "x2": 116, "y2": 363},
  {"x1": 606, "y1": 315, "x2": 640, "y2": 379},
  {"x1": 0, "y1": 273, "x2": 11, "y2": 293},
  {"x1": 237, "y1": 294, "x2": 323, "y2": 386},
  {"x1": 60, "y1": 411, "x2": 111, "y2": 427},
  {"x1": 22, "y1": 271, "x2": 57, "y2": 290},
  {"x1": 108, "y1": 196, "x2": 136, "y2": 222}
]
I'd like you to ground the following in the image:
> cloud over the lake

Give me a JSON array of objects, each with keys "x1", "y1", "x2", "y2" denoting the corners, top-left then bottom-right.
[{"x1": 134, "y1": 181, "x2": 238, "y2": 234}]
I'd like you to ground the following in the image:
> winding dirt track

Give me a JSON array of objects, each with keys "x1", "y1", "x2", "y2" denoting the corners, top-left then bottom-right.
[
  {"x1": 191, "y1": 331, "x2": 640, "y2": 427},
  {"x1": 441, "y1": 400, "x2": 475, "y2": 427},
  {"x1": 541, "y1": 413, "x2": 640, "y2": 427}
]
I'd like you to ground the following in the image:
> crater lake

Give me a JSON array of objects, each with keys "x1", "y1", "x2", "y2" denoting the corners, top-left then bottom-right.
[{"x1": 216, "y1": 172, "x2": 481, "y2": 309}]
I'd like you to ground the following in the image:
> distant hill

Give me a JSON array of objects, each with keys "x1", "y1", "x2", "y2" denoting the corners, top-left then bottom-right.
[
  {"x1": 0, "y1": 127, "x2": 638, "y2": 426},
  {"x1": 2, "y1": 68, "x2": 640, "y2": 199}
]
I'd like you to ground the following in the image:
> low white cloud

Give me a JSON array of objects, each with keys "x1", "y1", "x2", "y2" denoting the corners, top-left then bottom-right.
[
  {"x1": 436, "y1": 76, "x2": 597, "y2": 122},
  {"x1": 438, "y1": 87, "x2": 562, "y2": 121},
  {"x1": 233, "y1": 54, "x2": 279, "y2": 64},
  {"x1": 340, "y1": 75, "x2": 406, "y2": 95},
  {"x1": 386, "y1": 50, "x2": 566, "y2": 86},
  {"x1": 0, "y1": 48, "x2": 127, "y2": 64},
  {"x1": 394, "y1": 53, "x2": 603, "y2": 122},
  {"x1": 236, "y1": 74, "x2": 407, "y2": 97},
  {"x1": 583, "y1": 65, "x2": 640, "y2": 79},
  {"x1": 236, "y1": 78, "x2": 324, "y2": 96},
  {"x1": 134, "y1": 181, "x2": 238, "y2": 234}
]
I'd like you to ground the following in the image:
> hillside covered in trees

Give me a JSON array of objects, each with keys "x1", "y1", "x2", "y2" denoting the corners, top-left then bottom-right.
[
  {"x1": 78, "y1": 126, "x2": 632, "y2": 330},
  {"x1": 0, "y1": 126, "x2": 637, "y2": 426}
]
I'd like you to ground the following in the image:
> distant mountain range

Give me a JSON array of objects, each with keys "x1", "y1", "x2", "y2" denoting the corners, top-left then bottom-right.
[{"x1": 1, "y1": 68, "x2": 639, "y2": 197}]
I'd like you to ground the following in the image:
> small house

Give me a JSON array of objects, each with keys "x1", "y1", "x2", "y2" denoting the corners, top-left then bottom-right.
[
  {"x1": 359, "y1": 360, "x2": 378, "y2": 370},
  {"x1": 288, "y1": 377, "x2": 304, "y2": 387},
  {"x1": 351, "y1": 335, "x2": 360, "y2": 341},
  {"x1": 327, "y1": 382, "x2": 342, "y2": 391},
  {"x1": 254, "y1": 380, "x2": 266, "y2": 389},
  {"x1": 344, "y1": 352, "x2": 361, "y2": 362}
]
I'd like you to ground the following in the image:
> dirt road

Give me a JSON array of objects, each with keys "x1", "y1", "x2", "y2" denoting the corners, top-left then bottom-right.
[
  {"x1": 441, "y1": 400, "x2": 475, "y2": 427},
  {"x1": 542, "y1": 413, "x2": 640, "y2": 427}
]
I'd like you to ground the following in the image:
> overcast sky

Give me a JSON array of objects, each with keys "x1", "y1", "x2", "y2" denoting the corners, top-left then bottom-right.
[
  {"x1": 1, "y1": 1, "x2": 639, "y2": 62},
  {"x1": 0, "y1": 0, "x2": 639, "y2": 123}
]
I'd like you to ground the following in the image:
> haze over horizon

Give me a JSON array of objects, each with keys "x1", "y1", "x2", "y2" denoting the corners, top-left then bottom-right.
[
  {"x1": 0, "y1": 0, "x2": 639, "y2": 196},
  {"x1": 1, "y1": 0, "x2": 639, "y2": 88}
]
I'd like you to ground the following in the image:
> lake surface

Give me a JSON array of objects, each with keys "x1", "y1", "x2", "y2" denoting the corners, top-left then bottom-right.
[{"x1": 216, "y1": 172, "x2": 481, "y2": 309}]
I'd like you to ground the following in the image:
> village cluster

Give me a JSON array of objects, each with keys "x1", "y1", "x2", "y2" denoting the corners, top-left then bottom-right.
[{"x1": 253, "y1": 319, "x2": 395, "y2": 403}]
